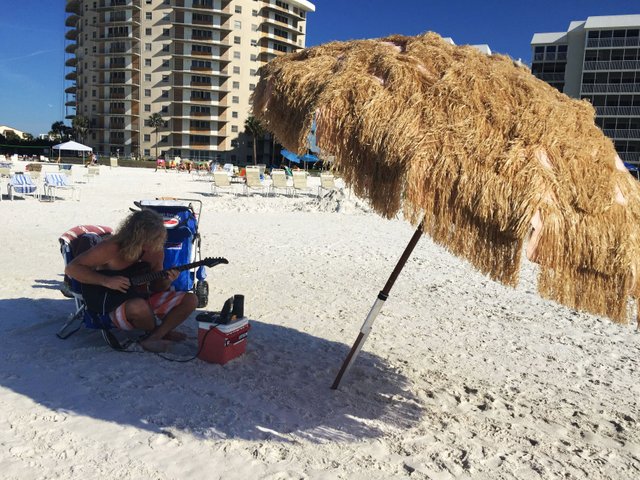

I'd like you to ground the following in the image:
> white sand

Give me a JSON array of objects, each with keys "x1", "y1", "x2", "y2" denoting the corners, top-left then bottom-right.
[{"x1": 0, "y1": 165, "x2": 639, "y2": 479}]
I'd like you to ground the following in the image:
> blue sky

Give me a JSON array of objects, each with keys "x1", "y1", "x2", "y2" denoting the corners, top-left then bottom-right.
[{"x1": 0, "y1": 0, "x2": 638, "y2": 136}]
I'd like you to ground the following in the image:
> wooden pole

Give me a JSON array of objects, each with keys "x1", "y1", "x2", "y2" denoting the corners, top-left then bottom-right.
[{"x1": 331, "y1": 221, "x2": 424, "y2": 390}]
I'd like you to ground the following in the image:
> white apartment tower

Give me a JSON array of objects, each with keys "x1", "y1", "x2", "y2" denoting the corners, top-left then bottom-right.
[
  {"x1": 531, "y1": 14, "x2": 640, "y2": 165},
  {"x1": 64, "y1": 0, "x2": 315, "y2": 163}
]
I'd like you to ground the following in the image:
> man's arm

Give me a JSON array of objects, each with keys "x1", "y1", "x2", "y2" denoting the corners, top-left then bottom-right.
[
  {"x1": 146, "y1": 250, "x2": 179, "y2": 292},
  {"x1": 65, "y1": 240, "x2": 131, "y2": 293}
]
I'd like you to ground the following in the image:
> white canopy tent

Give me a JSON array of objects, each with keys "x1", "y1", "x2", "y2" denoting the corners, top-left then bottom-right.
[{"x1": 52, "y1": 141, "x2": 93, "y2": 163}]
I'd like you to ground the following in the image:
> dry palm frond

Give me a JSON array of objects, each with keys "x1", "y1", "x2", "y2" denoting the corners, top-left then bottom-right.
[{"x1": 253, "y1": 32, "x2": 640, "y2": 325}]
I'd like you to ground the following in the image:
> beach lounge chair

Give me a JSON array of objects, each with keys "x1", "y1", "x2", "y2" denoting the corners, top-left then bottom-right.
[
  {"x1": 44, "y1": 172, "x2": 80, "y2": 201},
  {"x1": 244, "y1": 166, "x2": 266, "y2": 195},
  {"x1": 211, "y1": 171, "x2": 236, "y2": 195},
  {"x1": 318, "y1": 172, "x2": 336, "y2": 197},
  {"x1": 269, "y1": 169, "x2": 292, "y2": 196},
  {"x1": 292, "y1": 171, "x2": 311, "y2": 196},
  {"x1": 0, "y1": 167, "x2": 10, "y2": 201},
  {"x1": 8, "y1": 173, "x2": 39, "y2": 200},
  {"x1": 57, "y1": 225, "x2": 124, "y2": 347},
  {"x1": 86, "y1": 165, "x2": 100, "y2": 181}
]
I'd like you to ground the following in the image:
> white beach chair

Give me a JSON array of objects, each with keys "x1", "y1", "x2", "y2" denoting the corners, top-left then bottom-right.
[
  {"x1": 269, "y1": 169, "x2": 292, "y2": 196},
  {"x1": 244, "y1": 166, "x2": 266, "y2": 195},
  {"x1": 292, "y1": 171, "x2": 311, "y2": 196},
  {"x1": 8, "y1": 173, "x2": 39, "y2": 200},
  {"x1": 318, "y1": 172, "x2": 336, "y2": 197},
  {"x1": 211, "y1": 171, "x2": 236, "y2": 195},
  {"x1": 44, "y1": 172, "x2": 80, "y2": 201}
]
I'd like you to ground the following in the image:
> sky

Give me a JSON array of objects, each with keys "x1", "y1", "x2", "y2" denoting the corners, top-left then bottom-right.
[{"x1": 0, "y1": 0, "x2": 638, "y2": 136}]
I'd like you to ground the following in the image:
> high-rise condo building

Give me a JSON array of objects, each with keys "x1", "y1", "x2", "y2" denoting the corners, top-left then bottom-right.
[
  {"x1": 64, "y1": 0, "x2": 315, "y2": 163},
  {"x1": 531, "y1": 14, "x2": 640, "y2": 165}
]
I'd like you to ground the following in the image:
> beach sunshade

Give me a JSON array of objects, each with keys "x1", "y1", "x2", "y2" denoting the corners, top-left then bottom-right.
[
  {"x1": 52, "y1": 140, "x2": 93, "y2": 152},
  {"x1": 280, "y1": 149, "x2": 301, "y2": 164},
  {"x1": 253, "y1": 32, "x2": 640, "y2": 389}
]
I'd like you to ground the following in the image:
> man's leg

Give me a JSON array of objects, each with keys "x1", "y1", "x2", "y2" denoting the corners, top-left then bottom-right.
[{"x1": 146, "y1": 292, "x2": 198, "y2": 343}]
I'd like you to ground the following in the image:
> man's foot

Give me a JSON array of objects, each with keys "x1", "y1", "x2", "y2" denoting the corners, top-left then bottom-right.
[
  {"x1": 162, "y1": 330, "x2": 187, "y2": 342},
  {"x1": 139, "y1": 338, "x2": 172, "y2": 353}
]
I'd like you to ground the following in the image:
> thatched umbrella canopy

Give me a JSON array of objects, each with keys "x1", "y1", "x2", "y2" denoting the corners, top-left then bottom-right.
[{"x1": 253, "y1": 32, "x2": 640, "y2": 387}]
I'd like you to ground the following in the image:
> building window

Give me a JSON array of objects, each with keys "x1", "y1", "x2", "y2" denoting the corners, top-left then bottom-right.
[
  {"x1": 235, "y1": 5, "x2": 242, "y2": 13},
  {"x1": 163, "y1": 28, "x2": 170, "y2": 36},
  {"x1": 249, "y1": 84, "x2": 255, "y2": 91},
  {"x1": 161, "y1": 106, "x2": 168, "y2": 113},
  {"x1": 163, "y1": 13, "x2": 170, "y2": 21},
  {"x1": 274, "y1": 13, "x2": 288, "y2": 24},
  {"x1": 92, "y1": 89, "x2": 96, "y2": 97},
  {"x1": 162, "y1": 59, "x2": 170, "y2": 67},
  {"x1": 145, "y1": 89, "x2": 151, "y2": 97},
  {"x1": 233, "y1": 66, "x2": 240, "y2": 74},
  {"x1": 145, "y1": 59, "x2": 152, "y2": 66},
  {"x1": 250, "y1": 54, "x2": 257, "y2": 61},
  {"x1": 251, "y1": 39, "x2": 257, "y2": 47},
  {"x1": 250, "y1": 69, "x2": 257, "y2": 76},
  {"x1": 251, "y1": 24, "x2": 258, "y2": 32},
  {"x1": 92, "y1": 46, "x2": 96, "y2": 53},
  {"x1": 145, "y1": 12, "x2": 152, "y2": 20},
  {"x1": 161, "y1": 90, "x2": 169, "y2": 98},
  {"x1": 232, "y1": 111, "x2": 238, "y2": 118},
  {"x1": 233, "y1": 81, "x2": 240, "y2": 89},
  {"x1": 231, "y1": 125, "x2": 238, "y2": 133},
  {"x1": 162, "y1": 75, "x2": 169, "y2": 82},
  {"x1": 234, "y1": 36, "x2": 241, "y2": 44},
  {"x1": 252, "y1": 9, "x2": 258, "y2": 16},
  {"x1": 144, "y1": 134, "x2": 151, "y2": 141},
  {"x1": 144, "y1": 149, "x2": 150, "y2": 156},
  {"x1": 161, "y1": 135, "x2": 168, "y2": 143},
  {"x1": 234, "y1": 51, "x2": 241, "y2": 59},
  {"x1": 144, "y1": 104, "x2": 151, "y2": 112},
  {"x1": 162, "y1": 44, "x2": 170, "y2": 52},
  {"x1": 232, "y1": 96, "x2": 239, "y2": 104},
  {"x1": 145, "y1": 28, "x2": 152, "y2": 35},
  {"x1": 234, "y1": 20, "x2": 242, "y2": 29},
  {"x1": 145, "y1": 73, "x2": 151, "y2": 81},
  {"x1": 145, "y1": 43, "x2": 152, "y2": 51}
]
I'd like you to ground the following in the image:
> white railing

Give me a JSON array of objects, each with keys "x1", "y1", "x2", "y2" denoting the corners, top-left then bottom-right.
[
  {"x1": 582, "y1": 83, "x2": 640, "y2": 94},
  {"x1": 595, "y1": 106, "x2": 640, "y2": 116},
  {"x1": 583, "y1": 60, "x2": 640, "y2": 71},
  {"x1": 586, "y1": 37, "x2": 640, "y2": 48}
]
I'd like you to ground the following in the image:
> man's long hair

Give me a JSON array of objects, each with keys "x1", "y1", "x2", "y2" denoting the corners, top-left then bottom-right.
[{"x1": 111, "y1": 209, "x2": 166, "y2": 262}]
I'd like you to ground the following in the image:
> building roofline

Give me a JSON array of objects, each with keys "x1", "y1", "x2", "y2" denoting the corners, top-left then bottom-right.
[{"x1": 584, "y1": 14, "x2": 640, "y2": 30}]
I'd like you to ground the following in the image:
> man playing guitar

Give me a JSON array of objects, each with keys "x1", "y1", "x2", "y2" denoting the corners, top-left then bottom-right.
[{"x1": 65, "y1": 209, "x2": 198, "y2": 352}]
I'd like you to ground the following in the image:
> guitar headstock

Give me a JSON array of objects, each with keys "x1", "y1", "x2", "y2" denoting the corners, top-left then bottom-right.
[{"x1": 202, "y1": 257, "x2": 229, "y2": 267}]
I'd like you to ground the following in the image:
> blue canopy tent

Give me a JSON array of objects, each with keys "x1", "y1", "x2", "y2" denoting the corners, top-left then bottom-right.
[
  {"x1": 280, "y1": 148, "x2": 301, "y2": 164},
  {"x1": 624, "y1": 161, "x2": 639, "y2": 180}
]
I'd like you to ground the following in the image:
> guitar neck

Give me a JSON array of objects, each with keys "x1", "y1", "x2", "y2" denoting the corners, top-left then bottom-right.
[{"x1": 130, "y1": 260, "x2": 206, "y2": 286}]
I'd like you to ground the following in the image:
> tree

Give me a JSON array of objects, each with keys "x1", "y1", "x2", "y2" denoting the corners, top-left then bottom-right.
[
  {"x1": 244, "y1": 115, "x2": 264, "y2": 165},
  {"x1": 49, "y1": 121, "x2": 71, "y2": 141},
  {"x1": 4, "y1": 130, "x2": 19, "y2": 142},
  {"x1": 22, "y1": 132, "x2": 34, "y2": 141},
  {"x1": 72, "y1": 115, "x2": 89, "y2": 143},
  {"x1": 148, "y1": 113, "x2": 165, "y2": 160}
]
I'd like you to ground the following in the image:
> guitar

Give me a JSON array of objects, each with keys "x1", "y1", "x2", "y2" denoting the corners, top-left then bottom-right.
[{"x1": 82, "y1": 257, "x2": 228, "y2": 314}]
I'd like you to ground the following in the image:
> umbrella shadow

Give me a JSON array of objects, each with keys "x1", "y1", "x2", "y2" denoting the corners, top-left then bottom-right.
[{"x1": 0, "y1": 297, "x2": 424, "y2": 442}]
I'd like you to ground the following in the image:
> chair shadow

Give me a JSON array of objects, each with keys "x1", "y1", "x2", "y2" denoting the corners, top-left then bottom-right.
[
  {"x1": 33, "y1": 279, "x2": 66, "y2": 291},
  {"x1": 0, "y1": 297, "x2": 424, "y2": 442}
]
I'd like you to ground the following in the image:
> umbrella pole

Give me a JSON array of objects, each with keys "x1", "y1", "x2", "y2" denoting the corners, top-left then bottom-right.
[{"x1": 331, "y1": 221, "x2": 424, "y2": 390}]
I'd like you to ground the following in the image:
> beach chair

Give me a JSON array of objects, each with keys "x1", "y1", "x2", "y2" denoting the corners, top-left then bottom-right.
[
  {"x1": 244, "y1": 166, "x2": 266, "y2": 195},
  {"x1": 57, "y1": 225, "x2": 126, "y2": 348},
  {"x1": 8, "y1": 173, "x2": 39, "y2": 200},
  {"x1": 292, "y1": 171, "x2": 311, "y2": 196},
  {"x1": 0, "y1": 167, "x2": 10, "y2": 201},
  {"x1": 44, "y1": 172, "x2": 80, "y2": 201},
  {"x1": 318, "y1": 172, "x2": 336, "y2": 197},
  {"x1": 269, "y1": 169, "x2": 292, "y2": 196},
  {"x1": 135, "y1": 199, "x2": 211, "y2": 307},
  {"x1": 86, "y1": 165, "x2": 100, "y2": 181},
  {"x1": 211, "y1": 171, "x2": 236, "y2": 195}
]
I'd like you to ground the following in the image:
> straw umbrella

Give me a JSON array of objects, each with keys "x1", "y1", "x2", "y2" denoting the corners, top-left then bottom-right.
[{"x1": 252, "y1": 32, "x2": 640, "y2": 389}]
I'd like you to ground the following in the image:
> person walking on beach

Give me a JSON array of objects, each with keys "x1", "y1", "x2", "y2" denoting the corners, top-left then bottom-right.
[{"x1": 65, "y1": 209, "x2": 198, "y2": 352}]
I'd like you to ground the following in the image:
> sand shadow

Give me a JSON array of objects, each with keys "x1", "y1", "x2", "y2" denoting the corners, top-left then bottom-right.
[{"x1": 0, "y1": 297, "x2": 423, "y2": 442}]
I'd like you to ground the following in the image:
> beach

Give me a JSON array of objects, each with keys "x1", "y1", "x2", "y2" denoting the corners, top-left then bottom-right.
[{"x1": 0, "y1": 165, "x2": 639, "y2": 479}]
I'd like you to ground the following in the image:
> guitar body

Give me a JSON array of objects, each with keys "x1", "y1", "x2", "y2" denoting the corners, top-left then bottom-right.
[
  {"x1": 80, "y1": 256, "x2": 229, "y2": 315},
  {"x1": 82, "y1": 262, "x2": 152, "y2": 314}
]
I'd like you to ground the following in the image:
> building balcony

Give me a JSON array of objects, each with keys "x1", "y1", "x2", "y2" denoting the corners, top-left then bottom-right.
[
  {"x1": 583, "y1": 60, "x2": 640, "y2": 71},
  {"x1": 65, "y1": 29, "x2": 78, "y2": 41},
  {"x1": 97, "y1": 17, "x2": 141, "y2": 27},
  {"x1": 65, "y1": 14, "x2": 79, "y2": 27},
  {"x1": 603, "y1": 129, "x2": 640, "y2": 140},
  {"x1": 586, "y1": 37, "x2": 640, "y2": 49},
  {"x1": 100, "y1": 45, "x2": 141, "y2": 55},
  {"x1": 595, "y1": 106, "x2": 640, "y2": 116},
  {"x1": 533, "y1": 72, "x2": 565, "y2": 82},
  {"x1": 65, "y1": 100, "x2": 76, "y2": 107},
  {"x1": 261, "y1": 2, "x2": 304, "y2": 19},
  {"x1": 65, "y1": 0, "x2": 81, "y2": 14},
  {"x1": 65, "y1": 71, "x2": 77, "y2": 81},
  {"x1": 173, "y1": 3, "x2": 232, "y2": 17},
  {"x1": 260, "y1": 32, "x2": 300, "y2": 48},
  {"x1": 97, "y1": 0, "x2": 141, "y2": 11},
  {"x1": 620, "y1": 152, "x2": 640, "y2": 163},
  {"x1": 65, "y1": 85, "x2": 77, "y2": 94},
  {"x1": 260, "y1": 17, "x2": 301, "y2": 35},
  {"x1": 65, "y1": 57, "x2": 78, "y2": 67},
  {"x1": 174, "y1": 20, "x2": 231, "y2": 33},
  {"x1": 581, "y1": 83, "x2": 640, "y2": 94},
  {"x1": 65, "y1": 43, "x2": 77, "y2": 53}
]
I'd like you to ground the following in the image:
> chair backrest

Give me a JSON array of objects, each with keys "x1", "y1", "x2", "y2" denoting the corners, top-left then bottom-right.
[
  {"x1": 11, "y1": 172, "x2": 36, "y2": 186},
  {"x1": 0, "y1": 166, "x2": 12, "y2": 177},
  {"x1": 213, "y1": 171, "x2": 231, "y2": 187},
  {"x1": 88, "y1": 166, "x2": 100, "y2": 176},
  {"x1": 41, "y1": 164, "x2": 59, "y2": 174},
  {"x1": 109, "y1": 157, "x2": 118, "y2": 167},
  {"x1": 256, "y1": 163, "x2": 267, "y2": 175},
  {"x1": 245, "y1": 168, "x2": 263, "y2": 188},
  {"x1": 292, "y1": 171, "x2": 307, "y2": 189},
  {"x1": 45, "y1": 172, "x2": 71, "y2": 187},
  {"x1": 320, "y1": 173, "x2": 335, "y2": 189},
  {"x1": 271, "y1": 169, "x2": 288, "y2": 188}
]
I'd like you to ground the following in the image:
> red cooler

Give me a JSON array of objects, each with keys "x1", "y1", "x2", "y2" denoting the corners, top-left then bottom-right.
[{"x1": 197, "y1": 318, "x2": 250, "y2": 364}]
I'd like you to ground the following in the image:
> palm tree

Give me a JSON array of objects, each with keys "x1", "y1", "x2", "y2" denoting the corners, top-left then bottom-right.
[
  {"x1": 244, "y1": 115, "x2": 264, "y2": 165},
  {"x1": 148, "y1": 113, "x2": 165, "y2": 160},
  {"x1": 72, "y1": 115, "x2": 89, "y2": 143}
]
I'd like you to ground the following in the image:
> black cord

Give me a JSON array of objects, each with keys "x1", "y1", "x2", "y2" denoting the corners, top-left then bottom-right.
[{"x1": 154, "y1": 325, "x2": 216, "y2": 363}]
